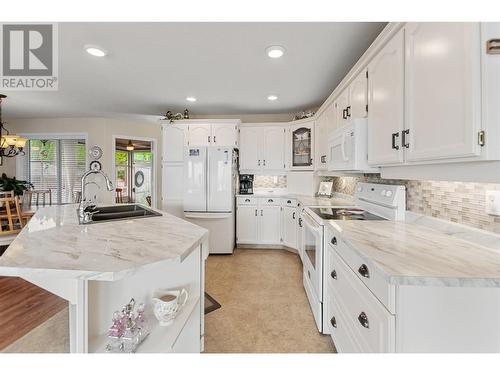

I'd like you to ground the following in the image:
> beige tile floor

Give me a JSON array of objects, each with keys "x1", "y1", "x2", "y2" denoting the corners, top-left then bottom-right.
[{"x1": 204, "y1": 249, "x2": 336, "y2": 353}]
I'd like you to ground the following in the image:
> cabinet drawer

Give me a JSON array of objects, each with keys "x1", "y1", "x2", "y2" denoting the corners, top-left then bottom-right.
[
  {"x1": 259, "y1": 197, "x2": 281, "y2": 206},
  {"x1": 329, "y1": 248, "x2": 395, "y2": 353},
  {"x1": 327, "y1": 231, "x2": 395, "y2": 313},
  {"x1": 237, "y1": 196, "x2": 258, "y2": 205},
  {"x1": 283, "y1": 198, "x2": 298, "y2": 208},
  {"x1": 326, "y1": 292, "x2": 361, "y2": 353}
]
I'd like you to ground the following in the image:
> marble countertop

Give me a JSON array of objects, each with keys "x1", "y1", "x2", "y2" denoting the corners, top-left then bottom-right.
[
  {"x1": 236, "y1": 191, "x2": 355, "y2": 207},
  {"x1": 328, "y1": 220, "x2": 500, "y2": 287},
  {"x1": 0, "y1": 204, "x2": 208, "y2": 281}
]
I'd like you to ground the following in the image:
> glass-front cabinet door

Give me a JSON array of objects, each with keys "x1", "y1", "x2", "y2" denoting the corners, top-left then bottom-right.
[{"x1": 290, "y1": 121, "x2": 314, "y2": 170}]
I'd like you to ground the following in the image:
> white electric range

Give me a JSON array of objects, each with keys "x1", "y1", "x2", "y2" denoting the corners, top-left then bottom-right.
[{"x1": 300, "y1": 182, "x2": 406, "y2": 333}]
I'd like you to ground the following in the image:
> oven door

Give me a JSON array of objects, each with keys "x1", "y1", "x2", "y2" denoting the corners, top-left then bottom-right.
[{"x1": 301, "y1": 211, "x2": 324, "y2": 301}]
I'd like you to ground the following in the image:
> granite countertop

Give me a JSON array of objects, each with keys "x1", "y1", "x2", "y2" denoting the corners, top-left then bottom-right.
[
  {"x1": 236, "y1": 191, "x2": 355, "y2": 207},
  {"x1": 0, "y1": 204, "x2": 208, "y2": 281},
  {"x1": 328, "y1": 220, "x2": 500, "y2": 287}
]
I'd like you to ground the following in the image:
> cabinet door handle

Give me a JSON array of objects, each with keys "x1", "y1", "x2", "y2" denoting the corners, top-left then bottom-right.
[
  {"x1": 342, "y1": 109, "x2": 348, "y2": 120},
  {"x1": 358, "y1": 312, "x2": 369, "y2": 329},
  {"x1": 331, "y1": 270, "x2": 337, "y2": 280},
  {"x1": 346, "y1": 106, "x2": 351, "y2": 117},
  {"x1": 245, "y1": 199, "x2": 250, "y2": 202},
  {"x1": 208, "y1": 136, "x2": 211, "y2": 143},
  {"x1": 292, "y1": 212, "x2": 296, "y2": 219},
  {"x1": 258, "y1": 159, "x2": 261, "y2": 166},
  {"x1": 255, "y1": 209, "x2": 257, "y2": 216},
  {"x1": 268, "y1": 199, "x2": 273, "y2": 203},
  {"x1": 391, "y1": 132, "x2": 400, "y2": 150},
  {"x1": 321, "y1": 155, "x2": 326, "y2": 163},
  {"x1": 263, "y1": 159, "x2": 266, "y2": 166},
  {"x1": 260, "y1": 209, "x2": 263, "y2": 216},
  {"x1": 331, "y1": 236, "x2": 337, "y2": 245},
  {"x1": 298, "y1": 218, "x2": 302, "y2": 228},
  {"x1": 287, "y1": 200, "x2": 292, "y2": 204},
  {"x1": 402, "y1": 129, "x2": 410, "y2": 148},
  {"x1": 330, "y1": 316, "x2": 337, "y2": 328},
  {"x1": 358, "y1": 264, "x2": 370, "y2": 278},
  {"x1": 213, "y1": 136, "x2": 216, "y2": 143}
]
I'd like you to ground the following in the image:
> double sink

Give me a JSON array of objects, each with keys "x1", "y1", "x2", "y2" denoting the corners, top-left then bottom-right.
[{"x1": 80, "y1": 204, "x2": 162, "y2": 224}]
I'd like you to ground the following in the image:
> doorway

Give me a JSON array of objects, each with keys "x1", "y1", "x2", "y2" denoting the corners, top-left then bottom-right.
[{"x1": 113, "y1": 137, "x2": 154, "y2": 206}]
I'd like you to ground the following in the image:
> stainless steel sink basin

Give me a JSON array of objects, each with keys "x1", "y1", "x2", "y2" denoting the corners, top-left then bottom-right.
[{"x1": 81, "y1": 204, "x2": 162, "y2": 224}]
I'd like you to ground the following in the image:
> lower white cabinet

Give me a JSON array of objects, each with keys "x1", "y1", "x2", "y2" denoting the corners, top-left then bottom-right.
[
  {"x1": 282, "y1": 206, "x2": 297, "y2": 249},
  {"x1": 236, "y1": 205, "x2": 259, "y2": 243},
  {"x1": 236, "y1": 198, "x2": 299, "y2": 249}
]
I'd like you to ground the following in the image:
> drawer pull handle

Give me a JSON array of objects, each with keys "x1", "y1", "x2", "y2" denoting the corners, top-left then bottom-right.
[
  {"x1": 330, "y1": 270, "x2": 337, "y2": 280},
  {"x1": 307, "y1": 270, "x2": 311, "y2": 279},
  {"x1": 358, "y1": 264, "x2": 370, "y2": 278},
  {"x1": 268, "y1": 199, "x2": 273, "y2": 202},
  {"x1": 245, "y1": 199, "x2": 250, "y2": 202},
  {"x1": 292, "y1": 212, "x2": 296, "y2": 220},
  {"x1": 330, "y1": 316, "x2": 337, "y2": 328},
  {"x1": 331, "y1": 237, "x2": 337, "y2": 245},
  {"x1": 358, "y1": 312, "x2": 369, "y2": 329},
  {"x1": 287, "y1": 200, "x2": 291, "y2": 204},
  {"x1": 298, "y1": 218, "x2": 302, "y2": 228}
]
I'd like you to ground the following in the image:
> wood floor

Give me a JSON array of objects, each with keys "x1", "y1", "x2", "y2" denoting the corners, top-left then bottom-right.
[
  {"x1": 204, "y1": 249, "x2": 336, "y2": 353},
  {"x1": 0, "y1": 277, "x2": 68, "y2": 351}
]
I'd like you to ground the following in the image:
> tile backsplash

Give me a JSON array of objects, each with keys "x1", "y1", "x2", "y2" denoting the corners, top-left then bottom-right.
[
  {"x1": 254, "y1": 175, "x2": 287, "y2": 189},
  {"x1": 329, "y1": 175, "x2": 500, "y2": 234}
]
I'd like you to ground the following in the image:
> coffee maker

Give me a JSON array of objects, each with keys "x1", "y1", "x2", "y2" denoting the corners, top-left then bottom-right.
[{"x1": 239, "y1": 174, "x2": 254, "y2": 195}]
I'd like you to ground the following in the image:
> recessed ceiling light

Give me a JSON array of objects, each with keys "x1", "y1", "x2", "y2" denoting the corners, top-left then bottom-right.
[
  {"x1": 266, "y1": 46, "x2": 285, "y2": 59},
  {"x1": 267, "y1": 95, "x2": 278, "y2": 101},
  {"x1": 186, "y1": 97, "x2": 197, "y2": 102},
  {"x1": 85, "y1": 45, "x2": 107, "y2": 57}
]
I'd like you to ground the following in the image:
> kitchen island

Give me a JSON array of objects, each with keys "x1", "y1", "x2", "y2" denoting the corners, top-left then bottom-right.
[{"x1": 0, "y1": 204, "x2": 209, "y2": 353}]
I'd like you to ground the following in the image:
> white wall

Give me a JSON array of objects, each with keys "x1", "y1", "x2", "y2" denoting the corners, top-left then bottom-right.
[{"x1": 0, "y1": 117, "x2": 162, "y2": 205}]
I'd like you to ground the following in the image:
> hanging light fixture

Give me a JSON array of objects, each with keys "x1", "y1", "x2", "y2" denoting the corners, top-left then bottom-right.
[
  {"x1": 126, "y1": 140, "x2": 135, "y2": 151},
  {"x1": 0, "y1": 94, "x2": 27, "y2": 165}
]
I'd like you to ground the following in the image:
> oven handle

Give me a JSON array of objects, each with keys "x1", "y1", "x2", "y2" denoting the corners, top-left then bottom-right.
[{"x1": 302, "y1": 212, "x2": 322, "y2": 233}]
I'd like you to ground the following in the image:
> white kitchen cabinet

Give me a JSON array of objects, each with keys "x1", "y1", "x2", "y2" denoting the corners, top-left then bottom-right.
[
  {"x1": 290, "y1": 120, "x2": 315, "y2": 170},
  {"x1": 335, "y1": 90, "x2": 350, "y2": 129},
  {"x1": 259, "y1": 206, "x2": 282, "y2": 244},
  {"x1": 236, "y1": 205, "x2": 259, "y2": 244},
  {"x1": 162, "y1": 123, "x2": 185, "y2": 162},
  {"x1": 282, "y1": 206, "x2": 297, "y2": 249},
  {"x1": 349, "y1": 69, "x2": 368, "y2": 119},
  {"x1": 367, "y1": 28, "x2": 405, "y2": 166},
  {"x1": 211, "y1": 124, "x2": 238, "y2": 147},
  {"x1": 239, "y1": 125, "x2": 285, "y2": 173},
  {"x1": 315, "y1": 104, "x2": 335, "y2": 171},
  {"x1": 263, "y1": 127, "x2": 285, "y2": 170},
  {"x1": 404, "y1": 22, "x2": 482, "y2": 162},
  {"x1": 187, "y1": 124, "x2": 211, "y2": 147}
]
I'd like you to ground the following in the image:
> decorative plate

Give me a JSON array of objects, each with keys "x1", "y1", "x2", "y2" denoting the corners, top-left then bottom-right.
[{"x1": 88, "y1": 145, "x2": 103, "y2": 160}]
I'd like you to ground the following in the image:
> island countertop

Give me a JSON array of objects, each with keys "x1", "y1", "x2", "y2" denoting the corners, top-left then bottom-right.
[
  {"x1": 328, "y1": 220, "x2": 500, "y2": 287},
  {"x1": 0, "y1": 204, "x2": 208, "y2": 281}
]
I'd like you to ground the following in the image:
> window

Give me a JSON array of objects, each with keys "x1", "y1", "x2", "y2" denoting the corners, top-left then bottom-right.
[{"x1": 23, "y1": 138, "x2": 86, "y2": 204}]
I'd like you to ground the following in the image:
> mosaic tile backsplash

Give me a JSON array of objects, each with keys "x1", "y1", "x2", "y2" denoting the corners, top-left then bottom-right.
[
  {"x1": 254, "y1": 175, "x2": 287, "y2": 189},
  {"x1": 329, "y1": 175, "x2": 500, "y2": 234}
]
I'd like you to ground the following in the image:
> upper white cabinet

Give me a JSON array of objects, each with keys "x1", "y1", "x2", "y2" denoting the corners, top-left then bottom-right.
[
  {"x1": 404, "y1": 22, "x2": 482, "y2": 162},
  {"x1": 349, "y1": 69, "x2": 369, "y2": 119},
  {"x1": 335, "y1": 90, "x2": 350, "y2": 129},
  {"x1": 290, "y1": 120, "x2": 315, "y2": 170},
  {"x1": 315, "y1": 101, "x2": 337, "y2": 171},
  {"x1": 187, "y1": 121, "x2": 239, "y2": 147},
  {"x1": 367, "y1": 29, "x2": 405, "y2": 166},
  {"x1": 162, "y1": 123, "x2": 185, "y2": 162},
  {"x1": 239, "y1": 125, "x2": 285, "y2": 173}
]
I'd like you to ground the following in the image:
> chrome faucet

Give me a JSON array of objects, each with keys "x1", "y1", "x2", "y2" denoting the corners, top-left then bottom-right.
[{"x1": 78, "y1": 169, "x2": 114, "y2": 224}]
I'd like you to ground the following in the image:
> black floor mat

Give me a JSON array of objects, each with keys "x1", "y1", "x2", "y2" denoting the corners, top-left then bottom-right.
[{"x1": 204, "y1": 292, "x2": 221, "y2": 315}]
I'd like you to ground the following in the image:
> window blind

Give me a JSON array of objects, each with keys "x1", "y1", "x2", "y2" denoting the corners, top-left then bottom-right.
[{"x1": 24, "y1": 138, "x2": 86, "y2": 204}]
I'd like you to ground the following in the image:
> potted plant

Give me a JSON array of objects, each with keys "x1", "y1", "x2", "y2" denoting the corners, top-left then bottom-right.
[{"x1": 0, "y1": 173, "x2": 33, "y2": 196}]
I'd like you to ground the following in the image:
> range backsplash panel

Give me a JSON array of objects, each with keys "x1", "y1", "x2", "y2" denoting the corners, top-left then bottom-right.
[{"x1": 329, "y1": 175, "x2": 500, "y2": 234}]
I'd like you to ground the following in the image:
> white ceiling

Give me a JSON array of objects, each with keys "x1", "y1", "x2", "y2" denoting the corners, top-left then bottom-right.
[{"x1": 2, "y1": 22, "x2": 386, "y2": 119}]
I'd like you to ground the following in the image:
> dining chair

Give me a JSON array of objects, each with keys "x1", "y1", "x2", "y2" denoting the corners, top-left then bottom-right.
[
  {"x1": 0, "y1": 196, "x2": 23, "y2": 247},
  {"x1": 0, "y1": 191, "x2": 14, "y2": 199},
  {"x1": 32, "y1": 189, "x2": 52, "y2": 207},
  {"x1": 14, "y1": 196, "x2": 35, "y2": 227},
  {"x1": 115, "y1": 188, "x2": 124, "y2": 204}
]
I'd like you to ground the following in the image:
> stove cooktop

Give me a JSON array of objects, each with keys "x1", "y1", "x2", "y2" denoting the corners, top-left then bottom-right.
[{"x1": 310, "y1": 207, "x2": 388, "y2": 221}]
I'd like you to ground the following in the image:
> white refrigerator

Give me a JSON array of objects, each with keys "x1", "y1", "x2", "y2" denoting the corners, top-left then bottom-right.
[{"x1": 183, "y1": 147, "x2": 236, "y2": 254}]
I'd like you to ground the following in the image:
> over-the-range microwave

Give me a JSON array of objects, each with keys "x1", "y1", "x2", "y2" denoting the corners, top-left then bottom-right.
[{"x1": 327, "y1": 118, "x2": 379, "y2": 173}]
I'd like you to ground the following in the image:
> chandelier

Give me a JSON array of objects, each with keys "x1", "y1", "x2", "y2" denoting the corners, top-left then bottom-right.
[{"x1": 0, "y1": 94, "x2": 27, "y2": 165}]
